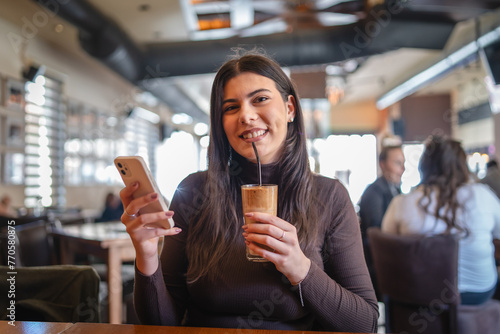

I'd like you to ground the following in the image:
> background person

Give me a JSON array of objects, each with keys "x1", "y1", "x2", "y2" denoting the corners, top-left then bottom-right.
[
  {"x1": 358, "y1": 144, "x2": 405, "y2": 298},
  {"x1": 97, "y1": 192, "x2": 124, "y2": 222},
  {"x1": 0, "y1": 194, "x2": 17, "y2": 217},
  {"x1": 481, "y1": 159, "x2": 500, "y2": 199},
  {"x1": 382, "y1": 136, "x2": 500, "y2": 305},
  {"x1": 119, "y1": 51, "x2": 378, "y2": 332}
]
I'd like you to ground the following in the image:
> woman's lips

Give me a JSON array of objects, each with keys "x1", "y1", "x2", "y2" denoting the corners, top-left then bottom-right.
[
  {"x1": 242, "y1": 130, "x2": 265, "y2": 139},
  {"x1": 240, "y1": 129, "x2": 268, "y2": 140}
]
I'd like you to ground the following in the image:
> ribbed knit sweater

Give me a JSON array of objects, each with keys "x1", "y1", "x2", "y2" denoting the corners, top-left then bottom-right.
[{"x1": 134, "y1": 155, "x2": 378, "y2": 332}]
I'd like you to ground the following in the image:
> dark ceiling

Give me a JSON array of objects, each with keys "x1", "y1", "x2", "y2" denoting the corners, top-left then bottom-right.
[{"x1": 31, "y1": 0, "x2": 500, "y2": 125}]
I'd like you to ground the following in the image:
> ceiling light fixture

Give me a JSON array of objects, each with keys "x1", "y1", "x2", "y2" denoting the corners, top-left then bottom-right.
[{"x1": 376, "y1": 25, "x2": 500, "y2": 110}]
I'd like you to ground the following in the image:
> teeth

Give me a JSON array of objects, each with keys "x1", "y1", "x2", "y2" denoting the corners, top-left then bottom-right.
[{"x1": 243, "y1": 130, "x2": 265, "y2": 139}]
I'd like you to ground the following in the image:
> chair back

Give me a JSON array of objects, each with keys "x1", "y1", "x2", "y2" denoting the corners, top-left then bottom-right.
[
  {"x1": 367, "y1": 227, "x2": 461, "y2": 334},
  {"x1": 15, "y1": 220, "x2": 57, "y2": 266},
  {"x1": 0, "y1": 265, "x2": 100, "y2": 322},
  {"x1": 1, "y1": 219, "x2": 57, "y2": 267}
]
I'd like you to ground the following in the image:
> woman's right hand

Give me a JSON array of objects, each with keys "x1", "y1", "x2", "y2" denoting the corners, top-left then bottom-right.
[{"x1": 120, "y1": 181, "x2": 182, "y2": 275}]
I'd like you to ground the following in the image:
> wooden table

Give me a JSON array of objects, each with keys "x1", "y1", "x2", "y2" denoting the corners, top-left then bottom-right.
[
  {"x1": 0, "y1": 321, "x2": 369, "y2": 334},
  {"x1": 51, "y1": 222, "x2": 136, "y2": 324},
  {"x1": 0, "y1": 321, "x2": 72, "y2": 334}
]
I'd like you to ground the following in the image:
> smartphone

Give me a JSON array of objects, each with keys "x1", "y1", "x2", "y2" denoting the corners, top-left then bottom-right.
[{"x1": 114, "y1": 156, "x2": 175, "y2": 229}]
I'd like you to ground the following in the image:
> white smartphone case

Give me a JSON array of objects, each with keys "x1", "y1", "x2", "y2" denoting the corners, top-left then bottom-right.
[{"x1": 114, "y1": 156, "x2": 175, "y2": 229}]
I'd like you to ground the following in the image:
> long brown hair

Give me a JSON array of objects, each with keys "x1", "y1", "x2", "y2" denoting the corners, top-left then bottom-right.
[
  {"x1": 418, "y1": 136, "x2": 470, "y2": 234},
  {"x1": 186, "y1": 50, "x2": 317, "y2": 282}
]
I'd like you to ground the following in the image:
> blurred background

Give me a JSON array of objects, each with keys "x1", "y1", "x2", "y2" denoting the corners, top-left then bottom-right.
[{"x1": 0, "y1": 0, "x2": 499, "y2": 217}]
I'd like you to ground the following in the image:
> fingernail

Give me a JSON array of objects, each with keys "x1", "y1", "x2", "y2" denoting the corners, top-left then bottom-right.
[
  {"x1": 132, "y1": 182, "x2": 138, "y2": 187},
  {"x1": 151, "y1": 193, "x2": 158, "y2": 199},
  {"x1": 242, "y1": 232, "x2": 248, "y2": 238},
  {"x1": 174, "y1": 228, "x2": 182, "y2": 233},
  {"x1": 165, "y1": 211, "x2": 173, "y2": 217},
  {"x1": 244, "y1": 212, "x2": 253, "y2": 217}
]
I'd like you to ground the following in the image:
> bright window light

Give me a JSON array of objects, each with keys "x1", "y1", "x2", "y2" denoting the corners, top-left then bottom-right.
[
  {"x1": 172, "y1": 113, "x2": 193, "y2": 125},
  {"x1": 194, "y1": 122, "x2": 209, "y2": 136},
  {"x1": 401, "y1": 144, "x2": 424, "y2": 194},
  {"x1": 130, "y1": 106, "x2": 160, "y2": 124},
  {"x1": 156, "y1": 131, "x2": 198, "y2": 203},
  {"x1": 315, "y1": 134, "x2": 377, "y2": 204}
]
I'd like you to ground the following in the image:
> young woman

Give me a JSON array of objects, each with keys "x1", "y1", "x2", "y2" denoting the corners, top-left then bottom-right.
[
  {"x1": 382, "y1": 136, "x2": 500, "y2": 305},
  {"x1": 120, "y1": 51, "x2": 378, "y2": 331}
]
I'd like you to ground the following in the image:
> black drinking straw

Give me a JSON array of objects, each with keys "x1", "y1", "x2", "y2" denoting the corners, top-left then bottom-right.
[{"x1": 252, "y1": 142, "x2": 262, "y2": 186}]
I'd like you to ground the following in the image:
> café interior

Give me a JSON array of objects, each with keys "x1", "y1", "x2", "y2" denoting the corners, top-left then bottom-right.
[{"x1": 1, "y1": 0, "x2": 500, "y2": 333}]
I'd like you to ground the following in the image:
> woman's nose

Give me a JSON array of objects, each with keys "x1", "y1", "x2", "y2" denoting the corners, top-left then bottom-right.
[{"x1": 239, "y1": 103, "x2": 258, "y2": 124}]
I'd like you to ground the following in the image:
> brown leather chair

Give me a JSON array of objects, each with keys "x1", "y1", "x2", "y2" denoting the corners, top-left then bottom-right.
[{"x1": 368, "y1": 227, "x2": 500, "y2": 334}]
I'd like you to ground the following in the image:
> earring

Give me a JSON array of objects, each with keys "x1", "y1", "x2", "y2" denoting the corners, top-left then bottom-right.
[{"x1": 289, "y1": 117, "x2": 294, "y2": 123}]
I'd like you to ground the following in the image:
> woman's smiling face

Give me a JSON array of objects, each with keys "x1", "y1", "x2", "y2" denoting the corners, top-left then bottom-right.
[{"x1": 222, "y1": 72, "x2": 295, "y2": 164}]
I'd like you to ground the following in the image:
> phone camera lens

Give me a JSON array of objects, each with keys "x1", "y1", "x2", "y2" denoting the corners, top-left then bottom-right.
[
  {"x1": 121, "y1": 170, "x2": 126, "y2": 175},
  {"x1": 117, "y1": 163, "x2": 123, "y2": 168}
]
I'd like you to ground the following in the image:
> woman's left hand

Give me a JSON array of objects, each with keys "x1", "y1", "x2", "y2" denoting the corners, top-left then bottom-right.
[{"x1": 242, "y1": 212, "x2": 311, "y2": 285}]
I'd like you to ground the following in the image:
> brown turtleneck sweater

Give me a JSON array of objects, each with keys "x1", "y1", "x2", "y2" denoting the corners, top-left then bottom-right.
[{"x1": 134, "y1": 155, "x2": 378, "y2": 332}]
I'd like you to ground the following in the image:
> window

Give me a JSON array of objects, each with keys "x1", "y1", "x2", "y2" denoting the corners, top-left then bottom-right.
[
  {"x1": 401, "y1": 143, "x2": 425, "y2": 194},
  {"x1": 121, "y1": 113, "x2": 159, "y2": 176},
  {"x1": 24, "y1": 75, "x2": 65, "y2": 208},
  {"x1": 65, "y1": 102, "x2": 122, "y2": 185},
  {"x1": 1, "y1": 69, "x2": 165, "y2": 210},
  {"x1": 156, "y1": 131, "x2": 199, "y2": 203},
  {"x1": 64, "y1": 101, "x2": 160, "y2": 187},
  {"x1": 311, "y1": 134, "x2": 378, "y2": 204}
]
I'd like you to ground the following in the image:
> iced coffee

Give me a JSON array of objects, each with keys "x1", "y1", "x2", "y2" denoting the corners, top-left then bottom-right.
[{"x1": 241, "y1": 184, "x2": 278, "y2": 262}]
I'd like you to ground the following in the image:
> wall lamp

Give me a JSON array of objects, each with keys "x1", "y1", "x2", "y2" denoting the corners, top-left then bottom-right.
[
  {"x1": 22, "y1": 64, "x2": 46, "y2": 82},
  {"x1": 376, "y1": 25, "x2": 500, "y2": 110}
]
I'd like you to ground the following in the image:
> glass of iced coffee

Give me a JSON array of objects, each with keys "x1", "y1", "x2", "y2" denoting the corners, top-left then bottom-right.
[{"x1": 241, "y1": 184, "x2": 278, "y2": 262}]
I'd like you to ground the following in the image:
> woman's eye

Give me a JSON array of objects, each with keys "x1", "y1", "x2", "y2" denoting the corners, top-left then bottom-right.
[
  {"x1": 223, "y1": 105, "x2": 237, "y2": 113},
  {"x1": 254, "y1": 96, "x2": 269, "y2": 103}
]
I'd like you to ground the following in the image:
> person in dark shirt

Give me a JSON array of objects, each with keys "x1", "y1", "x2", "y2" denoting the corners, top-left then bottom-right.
[
  {"x1": 359, "y1": 145, "x2": 405, "y2": 235},
  {"x1": 118, "y1": 50, "x2": 378, "y2": 332},
  {"x1": 481, "y1": 159, "x2": 500, "y2": 199},
  {"x1": 97, "y1": 192, "x2": 124, "y2": 222},
  {"x1": 358, "y1": 145, "x2": 405, "y2": 298}
]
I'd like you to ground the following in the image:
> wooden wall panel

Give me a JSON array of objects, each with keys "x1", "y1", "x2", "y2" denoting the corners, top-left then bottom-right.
[{"x1": 400, "y1": 94, "x2": 452, "y2": 142}]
